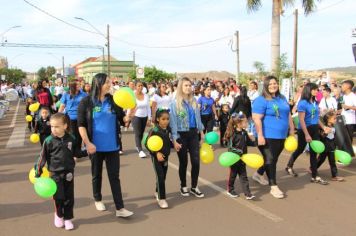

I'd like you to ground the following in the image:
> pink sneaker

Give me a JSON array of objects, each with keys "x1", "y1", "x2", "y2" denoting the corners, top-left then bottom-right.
[
  {"x1": 64, "y1": 220, "x2": 74, "y2": 230},
  {"x1": 54, "y1": 213, "x2": 64, "y2": 228}
]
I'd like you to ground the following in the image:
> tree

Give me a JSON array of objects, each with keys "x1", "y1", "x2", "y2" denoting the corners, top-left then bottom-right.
[
  {"x1": 129, "y1": 66, "x2": 174, "y2": 82},
  {"x1": 37, "y1": 66, "x2": 56, "y2": 80},
  {"x1": 247, "y1": 0, "x2": 320, "y2": 74},
  {"x1": 276, "y1": 53, "x2": 293, "y2": 79},
  {"x1": 253, "y1": 61, "x2": 267, "y2": 78},
  {"x1": 0, "y1": 68, "x2": 26, "y2": 84}
]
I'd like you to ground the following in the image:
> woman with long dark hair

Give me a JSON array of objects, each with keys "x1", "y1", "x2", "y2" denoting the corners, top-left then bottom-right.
[
  {"x1": 77, "y1": 73, "x2": 133, "y2": 218},
  {"x1": 35, "y1": 79, "x2": 53, "y2": 112},
  {"x1": 170, "y1": 77, "x2": 205, "y2": 198},
  {"x1": 252, "y1": 76, "x2": 295, "y2": 199},
  {"x1": 286, "y1": 83, "x2": 330, "y2": 185},
  {"x1": 230, "y1": 86, "x2": 251, "y2": 118},
  {"x1": 197, "y1": 86, "x2": 218, "y2": 134},
  {"x1": 59, "y1": 80, "x2": 87, "y2": 157}
]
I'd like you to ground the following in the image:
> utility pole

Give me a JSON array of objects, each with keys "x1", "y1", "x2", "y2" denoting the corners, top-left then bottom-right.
[
  {"x1": 132, "y1": 51, "x2": 136, "y2": 81},
  {"x1": 62, "y1": 56, "x2": 65, "y2": 84},
  {"x1": 292, "y1": 9, "x2": 298, "y2": 95},
  {"x1": 107, "y1": 24, "x2": 111, "y2": 78},
  {"x1": 231, "y1": 31, "x2": 240, "y2": 82}
]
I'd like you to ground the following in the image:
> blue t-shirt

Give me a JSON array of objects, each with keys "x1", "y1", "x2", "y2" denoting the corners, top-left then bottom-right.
[
  {"x1": 297, "y1": 99, "x2": 319, "y2": 129},
  {"x1": 198, "y1": 96, "x2": 214, "y2": 115},
  {"x1": 60, "y1": 91, "x2": 87, "y2": 120},
  {"x1": 184, "y1": 101, "x2": 196, "y2": 128},
  {"x1": 92, "y1": 98, "x2": 119, "y2": 152},
  {"x1": 252, "y1": 95, "x2": 290, "y2": 139}
]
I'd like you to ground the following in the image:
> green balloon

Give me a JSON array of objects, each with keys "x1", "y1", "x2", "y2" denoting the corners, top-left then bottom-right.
[
  {"x1": 335, "y1": 150, "x2": 352, "y2": 165},
  {"x1": 55, "y1": 101, "x2": 61, "y2": 108},
  {"x1": 219, "y1": 152, "x2": 240, "y2": 167},
  {"x1": 310, "y1": 140, "x2": 325, "y2": 154},
  {"x1": 142, "y1": 132, "x2": 148, "y2": 145},
  {"x1": 205, "y1": 132, "x2": 219, "y2": 145},
  {"x1": 121, "y1": 87, "x2": 135, "y2": 98},
  {"x1": 293, "y1": 116, "x2": 299, "y2": 128},
  {"x1": 34, "y1": 177, "x2": 57, "y2": 198}
]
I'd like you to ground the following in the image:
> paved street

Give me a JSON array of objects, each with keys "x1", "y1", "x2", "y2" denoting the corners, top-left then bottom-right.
[{"x1": 1, "y1": 101, "x2": 356, "y2": 236}]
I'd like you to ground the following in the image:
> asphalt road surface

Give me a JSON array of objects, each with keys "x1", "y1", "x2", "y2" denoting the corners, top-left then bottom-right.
[{"x1": 1, "y1": 100, "x2": 356, "y2": 236}]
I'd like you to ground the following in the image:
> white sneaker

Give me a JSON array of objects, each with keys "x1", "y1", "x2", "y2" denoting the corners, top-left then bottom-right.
[
  {"x1": 95, "y1": 201, "x2": 106, "y2": 211},
  {"x1": 116, "y1": 208, "x2": 134, "y2": 217},
  {"x1": 139, "y1": 151, "x2": 147, "y2": 158},
  {"x1": 154, "y1": 192, "x2": 159, "y2": 201},
  {"x1": 158, "y1": 199, "x2": 168, "y2": 209},
  {"x1": 119, "y1": 151, "x2": 123, "y2": 155},
  {"x1": 270, "y1": 186, "x2": 284, "y2": 199},
  {"x1": 252, "y1": 172, "x2": 269, "y2": 186}
]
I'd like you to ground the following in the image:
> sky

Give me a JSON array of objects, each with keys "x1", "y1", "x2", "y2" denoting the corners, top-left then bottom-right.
[{"x1": 0, "y1": 0, "x2": 355, "y2": 74}]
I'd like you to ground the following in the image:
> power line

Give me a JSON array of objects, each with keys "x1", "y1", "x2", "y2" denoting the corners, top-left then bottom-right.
[{"x1": 1, "y1": 42, "x2": 104, "y2": 50}]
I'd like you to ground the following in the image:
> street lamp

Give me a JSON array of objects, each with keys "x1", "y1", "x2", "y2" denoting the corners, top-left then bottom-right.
[
  {"x1": 74, "y1": 17, "x2": 110, "y2": 76},
  {"x1": 1, "y1": 25, "x2": 22, "y2": 43}
]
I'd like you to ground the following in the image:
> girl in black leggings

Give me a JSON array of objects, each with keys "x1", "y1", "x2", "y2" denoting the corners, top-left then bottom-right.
[{"x1": 286, "y1": 83, "x2": 330, "y2": 185}]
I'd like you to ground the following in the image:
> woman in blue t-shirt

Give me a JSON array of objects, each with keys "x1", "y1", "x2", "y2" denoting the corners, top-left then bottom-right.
[
  {"x1": 197, "y1": 86, "x2": 218, "y2": 134},
  {"x1": 286, "y1": 83, "x2": 330, "y2": 184},
  {"x1": 77, "y1": 73, "x2": 133, "y2": 218},
  {"x1": 252, "y1": 76, "x2": 295, "y2": 199}
]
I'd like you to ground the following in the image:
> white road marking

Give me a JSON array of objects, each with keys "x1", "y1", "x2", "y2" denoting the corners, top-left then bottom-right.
[
  {"x1": 9, "y1": 99, "x2": 20, "y2": 128},
  {"x1": 168, "y1": 162, "x2": 283, "y2": 223},
  {"x1": 6, "y1": 100, "x2": 26, "y2": 148}
]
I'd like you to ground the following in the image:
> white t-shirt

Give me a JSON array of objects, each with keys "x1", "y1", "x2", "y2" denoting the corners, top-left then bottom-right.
[
  {"x1": 218, "y1": 95, "x2": 234, "y2": 108},
  {"x1": 134, "y1": 94, "x2": 151, "y2": 118},
  {"x1": 341, "y1": 92, "x2": 356, "y2": 125},
  {"x1": 152, "y1": 94, "x2": 171, "y2": 109},
  {"x1": 55, "y1": 86, "x2": 64, "y2": 96},
  {"x1": 211, "y1": 90, "x2": 220, "y2": 100},
  {"x1": 319, "y1": 96, "x2": 337, "y2": 113},
  {"x1": 248, "y1": 90, "x2": 259, "y2": 103}
]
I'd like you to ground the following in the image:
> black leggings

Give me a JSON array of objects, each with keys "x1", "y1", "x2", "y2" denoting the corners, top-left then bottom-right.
[
  {"x1": 287, "y1": 124, "x2": 320, "y2": 178},
  {"x1": 201, "y1": 114, "x2": 214, "y2": 134},
  {"x1": 132, "y1": 116, "x2": 148, "y2": 151},
  {"x1": 228, "y1": 161, "x2": 251, "y2": 195},
  {"x1": 70, "y1": 120, "x2": 87, "y2": 157},
  {"x1": 52, "y1": 171, "x2": 74, "y2": 220},
  {"x1": 177, "y1": 129, "x2": 200, "y2": 188},
  {"x1": 151, "y1": 154, "x2": 169, "y2": 199},
  {"x1": 256, "y1": 139, "x2": 285, "y2": 186},
  {"x1": 317, "y1": 138, "x2": 338, "y2": 177},
  {"x1": 90, "y1": 151, "x2": 124, "y2": 210}
]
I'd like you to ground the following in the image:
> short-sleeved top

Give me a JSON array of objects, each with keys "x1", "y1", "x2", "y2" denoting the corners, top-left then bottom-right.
[
  {"x1": 152, "y1": 94, "x2": 171, "y2": 109},
  {"x1": 92, "y1": 98, "x2": 118, "y2": 152},
  {"x1": 252, "y1": 95, "x2": 290, "y2": 139},
  {"x1": 297, "y1": 99, "x2": 319, "y2": 128},
  {"x1": 198, "y1": 96, "x2": 214, "y2": 115},
  {"x1": 341, "y1": 92, "x2": 356, "y2": 125},
  {"x1": 60, "y1": 91, "x2": 87, "y2": 120}
]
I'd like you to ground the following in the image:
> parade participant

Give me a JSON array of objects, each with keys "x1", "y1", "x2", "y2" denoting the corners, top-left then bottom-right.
[
  {"x1": 35, "y1": 79, "x2": 53, "y2": 112},
  {"x1": 341, "y1": 80, "x2": 356, "y2": 142},
  {"x1": 34, "y1": 107, "x2": 51, "y2": 145},
  {"x1": 219, "y1": 87, "x2": 234, "y2": 108},
  {"x1": 170, "y1": 77, "x2": 205, "y2": 198},
  {"x1": 25, "y1": 97, "x2": 35, "y2": 132},
  {"x1": 252, "y1": 76, "x2": 295, "y2": 199},
  {"x1": 319, "y1": 87, "x2": 337, "y2": 114},
  {"x1": 198, "y1": 86, "x2": 218, "y2": 134},
  {"x1": 78, "y1": 73, "x2": 133, "y2": 218},
  {"x1": 219, "y1": 104, "x2": 230, "y2": 147},
  {"x1": 247, "y1": 81, "x2": 259, "y2": 103},
  {"x1": 230, "y1": 86, "x2": 251, "y2": 119},
  {"x1": 83, "y1": 83, "x2": 91, "y2": 95},
  {"x1": 151, "y1": 83, "x2": 171, "y2": 122}
]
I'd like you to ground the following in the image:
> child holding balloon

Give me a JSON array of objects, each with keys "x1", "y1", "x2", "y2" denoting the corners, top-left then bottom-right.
[
  {"x1": 25, "y1": 97, "x2": 35, "y2": 132},
  {"x1": 34, "y1": 113, "x2": 81, "y2": 230},
  {"x1": 34, "y1": 107, "x2": 51, "y2": 145},
  {"x1": 145, "y1": 108, "x2": 171, "y2": 209},
  {"x1": 224, "y1": 112, "x2": 256, "y2": 200},
  {"x1": 317, "y1": 111, "x2": 344, "y2": 181}
]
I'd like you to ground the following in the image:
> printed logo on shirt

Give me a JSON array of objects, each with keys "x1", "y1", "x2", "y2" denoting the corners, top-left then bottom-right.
[
  {"x1": 93, "y1": 106, "x2": 101, "y2": 113},
  {"x1": 67, "y1": 142, "x2": 72, "y2": 151}
]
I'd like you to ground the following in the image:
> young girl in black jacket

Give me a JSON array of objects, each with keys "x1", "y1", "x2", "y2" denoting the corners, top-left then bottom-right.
[
  {"x1": 35, "y1": 107, "x2": 51, "y2": 145},
  {"x1": 35, "y1": 113, "x2": 81, "y2": 230},
  {"x1": 145, "y1": 108, "x2": 171, "y2": 209},
  {"x1": 224, "y1": 112, "x2": 255, "y2": 200}
]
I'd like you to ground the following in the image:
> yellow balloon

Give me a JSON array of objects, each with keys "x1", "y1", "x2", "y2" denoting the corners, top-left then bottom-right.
[
  {"x1": 147, "y1": 135, "x2": 163, "y2": 152},
  {"x1": 25, "y1": 115, "x2": 33, "y2": 122},
  {"x1": 29, "y1": 167, "x2": 50, "y2": 184},
  {"x1": 29, "y1": 102, "x2": 40, "y2": 112},
  {"x1": 241, "y1": 153, "x2": 264, "y2": 169},
  {"x1": 284, "y1": 136, "x2": 298, "y2": 152},
  {"x1": 30, "y1": 133, "x2": 40, "y2": 144},
  {"x1": 200, "y1": 143, "x2": 214, "y2": 164},
  {"x1": 113, "y1": 89, "x2": 136, "y2": 109}
]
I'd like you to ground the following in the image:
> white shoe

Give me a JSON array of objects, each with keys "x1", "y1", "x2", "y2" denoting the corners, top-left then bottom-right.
[
  {"x1": 270, "y1": 186, "x2": 284, "y2": 199},
  {"x1": 139, "y1": 151, "x2": 147, "y2": 158},
  {"x1": 116, "y1": 208, "x2": 134, "y2": 217},
  {"x1": 119, "y1": 151, "x2": 123, "y2": 155},
  {"x1": 252, "y1": 172, "x2": 269, "y2": 186},
  {"x1": 154, "y1": 192, "x2": 159, "y2": 201},
  {"x1": 95, "y1": 201, "x2": 106, "y2": 211},
  {"x1": 158, "y1": 199, "x2": 168, "y2": 209}
]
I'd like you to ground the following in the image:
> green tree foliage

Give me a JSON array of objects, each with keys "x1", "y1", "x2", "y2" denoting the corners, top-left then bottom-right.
[
  {"x1": 275, "y1": 53, "x2": 293, "y2": 79},
  {"x1": 253, "y1": 61, "x2": 268, "y2": 78},
  {"x1": 37, "y1": 66, "x2": 56, "y2": 80},
  {"x1": 0, "y1": 68, "x2": 26, "y2": 84},
  {"x1": 129, "y1": 66, "x2": 174, "y2": 82}
]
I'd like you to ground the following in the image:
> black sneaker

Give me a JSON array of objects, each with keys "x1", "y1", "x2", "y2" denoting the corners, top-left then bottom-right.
[
  {"x1": 190, "y1": 187, "x2": 205, "y2": 198},
  {"x1": 285, "y1": 167, "x2": 298, "y2": 177},
  {"x1": 245, "y1": 194, "x2": 256, "y2": 200},
  {"x1": 311, "y1": 176, "x2": 329, "y2": 185},
  {"x1": 180, "y1": 187, "x2": 190, "y2": 197},
  {"x1": 227, "y1": 190, "x2": 239, "y2": 198}
]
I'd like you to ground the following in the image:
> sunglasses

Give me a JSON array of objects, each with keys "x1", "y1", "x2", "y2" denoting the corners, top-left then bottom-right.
[{"x1": 231, "y1": 112, "x2": 245, "y2": 119}]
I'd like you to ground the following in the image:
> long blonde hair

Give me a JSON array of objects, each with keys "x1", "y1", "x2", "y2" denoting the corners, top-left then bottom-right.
[{"x1": 175, "y1": 77, "x2": 197, "y2": 112}]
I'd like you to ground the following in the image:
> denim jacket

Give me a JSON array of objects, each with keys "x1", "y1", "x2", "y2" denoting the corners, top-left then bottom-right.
[{"x1": 169, "y1": 99, "x2": 204, "y2": 141}]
